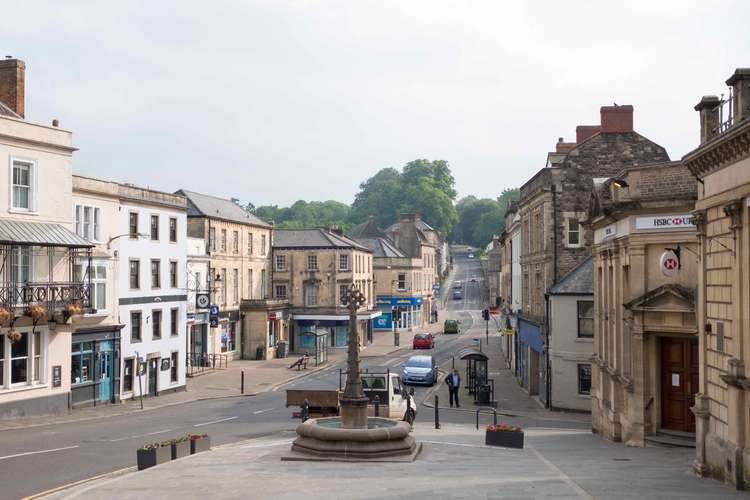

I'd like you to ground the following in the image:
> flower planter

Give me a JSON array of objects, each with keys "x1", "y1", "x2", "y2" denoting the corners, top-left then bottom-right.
[
  {"x1": 485, "y1": 430, "x2": 524, "y2": 449},
  {"x1": 190, "y1": 436, "x2": 211, "y2": 454},
  {"x1": 137, "y1": 446, "x2": 171, "y2": 470},
  {"x1": 171, "y1": 440, "x2": 191, "y2": 460}
]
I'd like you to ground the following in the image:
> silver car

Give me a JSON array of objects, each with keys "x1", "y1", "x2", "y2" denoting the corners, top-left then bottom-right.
[{"x1": 401, "y1": 355, "x2": 438, "y2": 386}]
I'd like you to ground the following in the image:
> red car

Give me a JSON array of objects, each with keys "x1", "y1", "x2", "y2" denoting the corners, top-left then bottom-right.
[{"x1": 412, "y1": 333, "x2": 435, "y2": 349}]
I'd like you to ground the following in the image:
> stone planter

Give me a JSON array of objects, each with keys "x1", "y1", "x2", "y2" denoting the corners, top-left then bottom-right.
[
  {"x1": 137, "y1": 446, "x2": 171, "y2": 470},
  {"x1": 171, "y1": 440, "x2": 191, "y2": 460},
  {"x1": 190, "y1": 436, "x2": 211, "y2": 454},
  {"x1": 485, "y1": 430, "x2": 524, "y2": 449}
]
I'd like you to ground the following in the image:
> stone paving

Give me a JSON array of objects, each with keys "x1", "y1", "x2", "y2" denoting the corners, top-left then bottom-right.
[{"x1": 43, "y1": 422, "x2": 749, "y2": 499}]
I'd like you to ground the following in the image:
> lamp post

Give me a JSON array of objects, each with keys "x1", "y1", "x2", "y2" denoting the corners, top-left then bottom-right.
[{"x1": 339, "y1": 283, "x2": 368, "y2": 429}]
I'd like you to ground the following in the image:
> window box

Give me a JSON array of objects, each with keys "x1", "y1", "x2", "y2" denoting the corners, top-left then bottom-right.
[
  {"x1": 189, "y1": 434, "x2": 211, "y2": 454},
  {"x1": 485, "y1": 427, "x2": 524, "y2": 449},
  {"x1": 136, "y1": 444, "x2": 171, "y2": 471},
  {"x1": 171, "y1": 438, "x2": 191, "y2": 460}
]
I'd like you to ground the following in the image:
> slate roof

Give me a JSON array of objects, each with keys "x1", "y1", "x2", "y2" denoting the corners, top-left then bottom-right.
[
  {"x1": 0, "y1": 220, "x2": 93, "y2": 247},
  {"x1": 273, "y1": 228, "x2": 371, "y2": 252},
  {"x1": 349, "y1": 217, "x2": 385, "y2": 239},
  {"x1": 0, "y1": 101, "x2": 21, "y2": 119},
  {"x1": 177, "y1": 190, "x2": 271, "y2": 228},
  {"x1": 549, "y1": 257, "x2": 593, "y2": 295},
  {"x1": 355, "y1": 237, "x2": 406, "y2": 258}
]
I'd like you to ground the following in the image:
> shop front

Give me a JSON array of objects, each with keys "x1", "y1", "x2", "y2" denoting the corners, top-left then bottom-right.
[
  {"x1": 70, "y1": 325, "x2": 123, "y2": 408},
  {"x1": 374, "y1": 296, "x2": 423, "y2": 331},
  {"x1": 518, "y1": 317, "x2": 543, "y2": 396},
  {"x1": 291, "y1": 311, "x2": 381, "y2": 354},
  {"x1": 187, "y1": 312, "x2": 209, "y2": 365}
]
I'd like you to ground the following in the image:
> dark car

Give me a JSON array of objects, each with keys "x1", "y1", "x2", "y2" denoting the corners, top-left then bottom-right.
[
  {"x1": 412, "y1": 333, "x2": 435, "y2": 349},
  {"x1": 443, "y1": 319, "x2": 459, "y2": 334},
  {"x1": 453, "y1": 290, "x2": 463, "y2": 300}
]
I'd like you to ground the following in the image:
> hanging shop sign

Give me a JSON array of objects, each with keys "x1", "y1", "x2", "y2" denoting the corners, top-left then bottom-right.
[{"x1": 660, "y1": 249, "x2": 680, "y2": 277}]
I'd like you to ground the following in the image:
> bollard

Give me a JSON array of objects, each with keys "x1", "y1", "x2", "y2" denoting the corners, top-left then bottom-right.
[
  {"x1": 434, "y1": 394, "x2": 440, "y2": 429},
  {"x1": 374, "y1": 395, "x2": 380, "y2": 417},
  {"x1": 241, "y1": 370, "x2": 245, "y2": 394}
]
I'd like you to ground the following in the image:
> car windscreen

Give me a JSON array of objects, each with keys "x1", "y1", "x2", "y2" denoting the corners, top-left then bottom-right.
[
  {"x1": 406, "y1": 357, "x2": 431, "y2": 368},
  {"x1": 414, "y1": 334, "x2": 428, "y2": 340}
]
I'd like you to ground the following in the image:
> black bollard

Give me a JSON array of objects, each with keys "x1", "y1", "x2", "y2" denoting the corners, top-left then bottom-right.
[
  {"x1": 374, "y1": 395, "x2": 380, "y2": 417},
  {"x1": 241, "y1": 370, "x2": 245, "y2": 394},
  {"x1": 435, "y1": 394, "x2": 440, "y2": 429}
]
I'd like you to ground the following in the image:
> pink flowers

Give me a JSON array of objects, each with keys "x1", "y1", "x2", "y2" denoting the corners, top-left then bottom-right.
[{"x1": 486, "y1": 423, "x2": 522, "y2": 433}]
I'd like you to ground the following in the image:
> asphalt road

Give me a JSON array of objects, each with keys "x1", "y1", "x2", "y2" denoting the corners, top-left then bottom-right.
[{"x1": 0, "y1": 255, "x2": 580, "y2": 499}]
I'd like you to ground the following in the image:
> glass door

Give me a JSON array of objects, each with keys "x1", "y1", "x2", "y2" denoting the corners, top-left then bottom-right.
[{"x1": 98, "y1": 341, "x2": 113, "y2": 402}]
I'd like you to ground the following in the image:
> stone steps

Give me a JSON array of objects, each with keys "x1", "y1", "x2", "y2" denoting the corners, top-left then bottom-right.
[{"x1": 645, "y1": 430, "x2": 695, "y2": 448}]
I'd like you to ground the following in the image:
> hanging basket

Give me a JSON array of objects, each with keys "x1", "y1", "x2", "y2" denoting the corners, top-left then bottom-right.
[
  {"x1": 7, "y1": 329, "x2": 22, "y2": 344},
  {"x1": 28, "y1": 304, "x2": 48, "y2": 321},
  {"x1": 65, "y1": 303, "x2": 83, "y2": 317},
  {"x1": 0, "y1": 307, "x2": 11, "y2": 325}
]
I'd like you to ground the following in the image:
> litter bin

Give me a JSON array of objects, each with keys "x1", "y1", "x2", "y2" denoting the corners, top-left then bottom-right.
[
  {"x1": 478, "y1": 384, "x2": 492, "y2": 404},
  {"x1": 276, "y1": 342, "x2": 287, "y2": 359},
  {"x1": 255, "y1": 346, "x2": 265, "y2": 361}
]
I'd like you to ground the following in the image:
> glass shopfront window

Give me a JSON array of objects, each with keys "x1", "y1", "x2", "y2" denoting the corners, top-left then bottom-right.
[
  {"x1": 11, "y1": 332, "x2": 29, "y2": 384},
  {"x1": 221, "y1": 322, "x2": 236, "y2": 353},
  {"x1": 123, "y1": 358, "x2": 134, "y2": 393},
  {"x1": 71, "y1": 342, "x2": 94, "y2": 385},
  {"x1": 333, "y1": 326, "x2": 347, "y2": 348}
]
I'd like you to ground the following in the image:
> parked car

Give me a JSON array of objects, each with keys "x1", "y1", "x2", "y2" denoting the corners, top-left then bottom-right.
[
  {"x1": 412, "y1": 333, "x2": 435, "y2": 349},
  {"x1": 470, "y1": 275, "x2": 478, "y2": 282},
  {"x1": 468, "y1": 253, "x2": 475, "y2": 259},
  {"x1": 453, "y1": 289, "x2": 463, "y2": 300},
  {"x1": 453, "y1": 280, "x2": 462, "y2": 289},
  {"x1": 443, "y1": 319, "x2": 460, "y2": 334},
  {"x1": 402, "y1": 355, "x2": 438, "y2": 385}
]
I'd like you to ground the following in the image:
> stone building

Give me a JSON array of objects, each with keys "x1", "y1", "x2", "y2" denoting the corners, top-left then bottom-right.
[
  {"x1": 517, "y1": 105, "x2": 670, "y2": 405},
  {"x1": 590, "y1": 162, "x2": 698, "y2": 445},
  {"x1": 350, "y1": 218, "x2": 429, "y2": 333},
  {"x1": 684, "y1": 68, "x2": 750, "y2": 488},
  {"x1": 499, "y1": 201, "x2": 521, "y2": 373},
  {"x1": 271, "y1": 228, "x2": 380, "y2": 353},
  {"x1": 177, "y1": 190, "x2": 273, "y2": 361},
  {"x1": 486, "y1": 236, "x2": 502, "y2": 308}
]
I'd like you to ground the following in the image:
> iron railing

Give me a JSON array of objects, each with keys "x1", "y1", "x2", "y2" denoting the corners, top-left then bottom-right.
[
  {"x1": 714, "y1": 89, "x2": 735, "y2": 136},
  {"x1": 186, "y1": 352, "x2": 229, "y2": 377},
  {"x1": 0, "y1": 281, "x2": 90, "y2": 311}
]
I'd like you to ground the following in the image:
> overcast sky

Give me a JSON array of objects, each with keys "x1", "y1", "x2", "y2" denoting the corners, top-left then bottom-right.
[{"x1": 4, "y1": 1, "x2": 749, "y2": 206}]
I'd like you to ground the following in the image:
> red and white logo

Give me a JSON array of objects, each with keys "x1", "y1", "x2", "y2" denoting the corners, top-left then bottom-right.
[{"x1": 660, "y1": 250, "x2": 680, "y2": 277}]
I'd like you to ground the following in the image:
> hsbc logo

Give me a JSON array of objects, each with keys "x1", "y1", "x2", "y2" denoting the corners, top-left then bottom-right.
[{"x1": 636, "y1": 215, "x2": 696, "y2": 230}]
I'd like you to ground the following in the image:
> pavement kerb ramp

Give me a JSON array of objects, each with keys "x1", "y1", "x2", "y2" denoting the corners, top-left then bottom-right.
[{"x1": 1, "y1": 358, "x2": 335, "y2": 433}]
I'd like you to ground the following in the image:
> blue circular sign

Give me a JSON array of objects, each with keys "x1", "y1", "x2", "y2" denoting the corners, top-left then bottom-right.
[{"x1": 210, "y1": 305, "x2": 219, "y2": 315}]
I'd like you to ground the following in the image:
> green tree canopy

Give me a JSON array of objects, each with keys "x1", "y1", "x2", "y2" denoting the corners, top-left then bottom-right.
[
  {"x1": 451, "y1": 188, "x2": 520, "y2": 248},
  {"x1": 253, "y1": 200, "x2": 352, "y2": 230}
]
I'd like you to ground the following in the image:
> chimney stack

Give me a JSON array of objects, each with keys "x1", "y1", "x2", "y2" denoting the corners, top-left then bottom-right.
[
  {"x1": 694, "y1": 95, "x2": 721, "y2": 144},
  {"x1": 575, "y1": 125, "x2": 601, "y2": 143},
  {"x1": 555, "y1": 137, "x2": 576, "y2": 153},
  {"x1": 726, "y1": 68, "x2": 750, "y2": 124},
  {"x1": 600, "y1": 105, "x2": 633, "y2": 133},
  {"x1": 399, "y1": 212, "x2": 420, "y2": 222},
  {"x1": 0, "y1": 57, "x2": 25, "y2": 118}
]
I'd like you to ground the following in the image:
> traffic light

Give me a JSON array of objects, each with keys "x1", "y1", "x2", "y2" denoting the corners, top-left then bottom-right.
[{"x1": 482, "y1": 309, "x2": 489, "y2": 321}]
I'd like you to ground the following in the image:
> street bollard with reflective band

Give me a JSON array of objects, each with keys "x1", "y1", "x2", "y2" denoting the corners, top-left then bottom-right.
[
  {"x1": 241, "y1": 370, "x2": 245, "y2": 394},
  {"x1": 435, "y1": 394, "x2": 440, "y2": 429}
]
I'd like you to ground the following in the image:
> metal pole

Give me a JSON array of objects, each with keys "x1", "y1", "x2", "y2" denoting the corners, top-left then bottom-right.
[
  {"x1": 434, "y1": 394, "x2": 440, "y2": 429},
  {"x1": 486, "y1": 319, "x2": 489, "y2": 344},
  {"x1": 241, "y1": 370, "x2": 245, "y2": 394},
  {"x1": 374, "y1": 395, "x2": 380, "y2": 417},
  {"x1": 135, "y1": 350, "x2": 144, "y2": 410}
]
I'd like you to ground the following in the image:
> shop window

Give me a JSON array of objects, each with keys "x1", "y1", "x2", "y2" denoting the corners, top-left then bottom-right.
[
  {"x1": 171, "y1": 308, "x2": 179, "y2": 337},
  {"x1": 567, "y1": 219, "x2": 581, "y2": 247},
  {"x1": 221, "y1": 323, "x2": 235, "y2": 352},
  {"x1": 11, "y1": 159, "x2": 34, "y2": 210},
  {"x1": 131, "y1": 311, "x2": 142, "y2": 342},
  {"x1": 10, "y1": 332, "x2": 28, "y2": 384},
  {"x1": 578, "y1": 364, "x2": 591, "y2": 395},
  {"x1": 275, "y1": 285, "x2": 287, "y2": 299},
  {"x1": 397, "y1": 273, "x2": 406, "y2": 291},
  {"x1": 339, "y1": 254, "x2": 349, "y2": 271},
  {"x1": 71, "y1": 341, "x2": 94, "y2": 385},
  {"x1": 577, "y1": 301, "x2": 594, "y2": 338},
  {"x1": 170, "y1": 352, "x2": 178, "y2": 383},
  {"x1": 123, "y1": 358, "x2": 134, "y2": 392},
  {"x1": 150, "y1": 215, "x2": 159, "y2": 240},
  {"x1": 152, "y1": 310, "x2": 162, "y2": 339},
  {"x1": 129, "y1": 212, "x2": 139, "y2": 238},
  {"x1": 151, "y1": 259, "x2": 161, "y2": 289},
  {"x1": 129, "y1": 259, "x2": 140, "y2": 289},
  {"x1": 169, "y1": 217, "x2": 177, "y2": 242}
]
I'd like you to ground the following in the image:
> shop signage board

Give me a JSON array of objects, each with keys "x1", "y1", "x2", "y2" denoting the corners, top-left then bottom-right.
[
  {"x1": 376, "y1": 296, "x2": 423, "y2": 306},
  {"x1": 269, "y1": 311, "x2": 285, "y2": 321},
  {"x1": 635, "y1": 215, "x2": 695, "y2": 230},
  {"x1": 161, "y1": 358, "x2": 171, "y2": 371},
  {"x1": 52, "y1": 365, "x2": 62, "y2": 387}
]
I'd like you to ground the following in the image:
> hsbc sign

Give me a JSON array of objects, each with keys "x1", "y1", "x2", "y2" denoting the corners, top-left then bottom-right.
[
  {"x1": 635, "y1": 215, "x2": 695, "y2": 230},
  {"x1": 660, "y1": 249, "x2": 680, "y2": 277}
]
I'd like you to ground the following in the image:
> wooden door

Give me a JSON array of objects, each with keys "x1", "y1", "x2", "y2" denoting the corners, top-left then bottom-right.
[{"x1": 661, "y1": 338, "x2": 698, "y2": 432}]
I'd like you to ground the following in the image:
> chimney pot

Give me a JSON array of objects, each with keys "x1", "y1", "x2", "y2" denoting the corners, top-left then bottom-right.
[
  {"x1": 600, "y1": 105, "x2": 634, "y2": 133},
  {"x1": 52, "y1": 119, "x2": 59, "y2": 127},
  {"x1": 0, "y1": 58, "x2": 25, "y2": 118},
  {"x1": 558, "y1": 137, "x2": 563, "y2": 143}
]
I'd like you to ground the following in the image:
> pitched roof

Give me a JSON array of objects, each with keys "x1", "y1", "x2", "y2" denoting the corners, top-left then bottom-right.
[
  {"x1": 349, "y1": 217, "x2": 384, "y2": 239},
  {"x1": 0, "y1": 101, "x2": 21, "y2": 119},
  {"x1": 0, "y1": 219, "x2": 93, "y2": 247},
  {"x1": 355, "y1": 237, "x2": 406, "y2": 258},
  {"x1": 273, "y1": 228, "x2": 371, "y2": 251},
  {"x1": 176, "y1": 190, "x2": 271, "y2": 228},
  {"x1": 549, "y1": 257, "x2": 593, "y2": 295}
]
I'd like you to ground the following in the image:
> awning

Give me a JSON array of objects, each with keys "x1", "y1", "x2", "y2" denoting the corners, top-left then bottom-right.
[
  {"x1": 0, "y1": 220, "x2": 93, "y2": 248},
  {"x1": 293, "y1": 311, "x2": 382, "y2": 321}
]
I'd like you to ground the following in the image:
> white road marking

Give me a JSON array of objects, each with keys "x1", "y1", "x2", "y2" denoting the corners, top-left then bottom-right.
[
  {"x1": 529, "y1": 445, "x2": 595, "y2": 499},
  {"x1": 252, "y1": 408, "x2": 275, "y2": 415},
  {"x1": 108, "y1": 428, "x2": 174, "y2": 442},
  {"x1": 193, "y1": 416, "x2": 238, "y2": 427},
  {"x1": 0, "y1": 445, "x2": 80, "y2": 461}
]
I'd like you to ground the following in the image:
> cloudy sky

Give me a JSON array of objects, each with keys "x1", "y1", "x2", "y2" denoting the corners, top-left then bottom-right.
[{"x1": 4, "y1": 1, "x2": 749, "y2": 206}]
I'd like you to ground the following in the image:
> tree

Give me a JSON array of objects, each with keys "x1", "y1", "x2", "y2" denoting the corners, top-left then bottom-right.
[
  {"x1": 451, "y1": 188, "x2": 520, "y2": 248},
  {"x1": 349, "y1": 168, "x2": 403, "y2": 229}
]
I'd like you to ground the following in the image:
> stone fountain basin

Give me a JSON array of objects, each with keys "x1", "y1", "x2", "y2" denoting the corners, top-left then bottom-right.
[{"x1": 291, "y1": 417, "x2": 417, "y2": 459}]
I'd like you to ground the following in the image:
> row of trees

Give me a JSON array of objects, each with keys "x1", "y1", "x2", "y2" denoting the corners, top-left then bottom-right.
[{"x1": 244, "y1": 159, "x2": 516, "y2": 248}]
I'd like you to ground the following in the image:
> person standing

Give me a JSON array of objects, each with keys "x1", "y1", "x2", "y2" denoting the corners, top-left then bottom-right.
[{"x1": 445, "y1": 368, "x2": 461, "y2": 408}]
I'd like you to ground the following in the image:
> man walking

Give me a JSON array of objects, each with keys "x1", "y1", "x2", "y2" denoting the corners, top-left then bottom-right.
[{"x1": 445, "y1": 368, "x2": 461, "y2": 408}]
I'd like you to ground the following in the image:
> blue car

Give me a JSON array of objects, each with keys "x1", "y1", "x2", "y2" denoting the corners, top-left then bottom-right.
[{"x1": 401, "y1": 355, "x2": 438, "y2": 386}]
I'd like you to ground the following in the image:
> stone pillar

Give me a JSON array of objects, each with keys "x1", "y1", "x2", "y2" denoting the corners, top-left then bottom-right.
[
  {"x1": 723, "y1": 358, "x2": 746, "y2": 488},
  {"x1": 628, "y1": 322, "x2": 647, "y2": 447},
  {"x1": 694, "y1": 95, "x2": 721, "y2": 144},
  {"x1": 726, "y1": 68, "x2": 750, "y2": 123}
]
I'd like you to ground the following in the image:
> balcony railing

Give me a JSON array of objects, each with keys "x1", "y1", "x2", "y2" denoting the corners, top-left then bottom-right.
[{"x1": 0, "y1": 281, "x2": 90, "y2": 311}]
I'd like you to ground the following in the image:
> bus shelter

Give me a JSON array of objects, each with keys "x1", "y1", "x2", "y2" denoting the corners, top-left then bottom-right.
[
  {"x1": 301, "y1": 329, "x2": 329, "y2": 366},
  {"x1": 457, "y1": 348, "x2": 495, "y2": 406}
]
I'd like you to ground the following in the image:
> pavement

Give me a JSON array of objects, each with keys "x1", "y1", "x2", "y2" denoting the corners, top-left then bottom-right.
[
  {"x1": 41, "y1": 422, "x2": 749, "y2": 499},
  {"x1": 0, "y1": 322, "x2": 442, "y2": 432}
]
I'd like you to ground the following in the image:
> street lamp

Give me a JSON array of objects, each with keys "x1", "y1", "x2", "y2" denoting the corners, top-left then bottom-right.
[{"x1": 106, "y1": 232, "x2": 150, "y2": 250}]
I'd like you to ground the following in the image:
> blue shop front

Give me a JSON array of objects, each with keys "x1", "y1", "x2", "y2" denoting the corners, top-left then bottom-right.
[
  {"x1": 374, "y1": 296, "x2": 423, "y2": 331},
  {"x1": 290, "y1": 311, "x2": 381, "y2": 353},
  {"x1": 517, "y1": 317, "x2": 546, "y2": 402}
]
